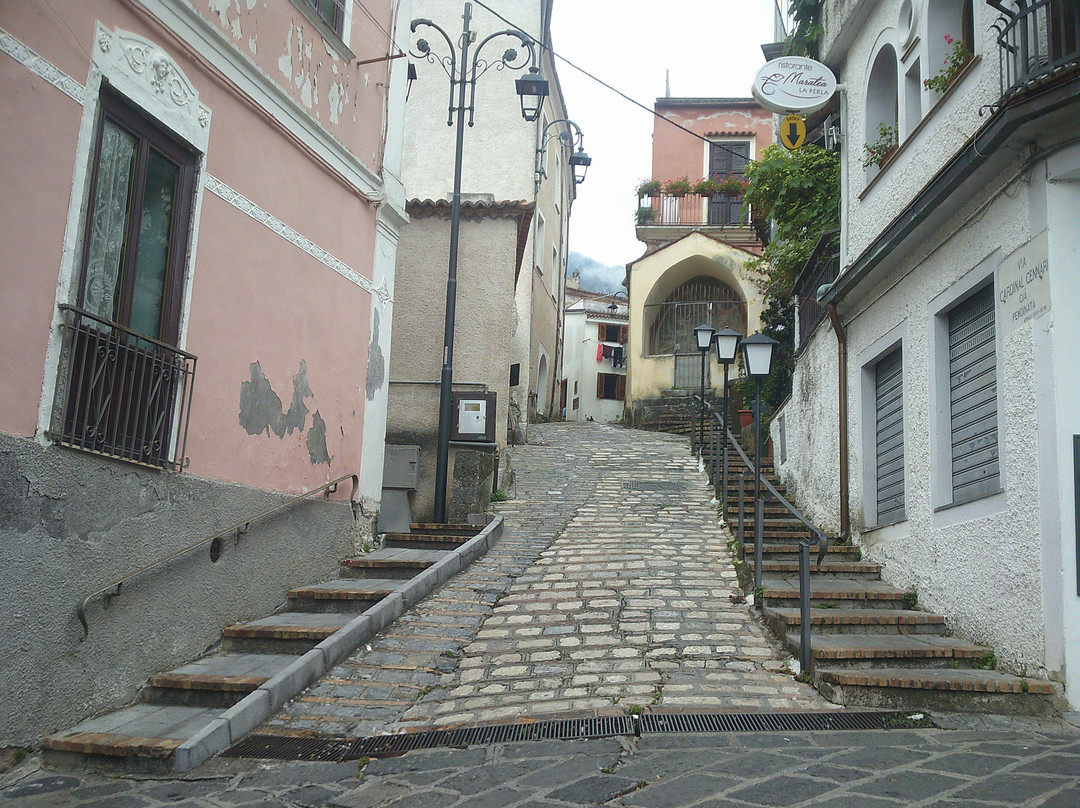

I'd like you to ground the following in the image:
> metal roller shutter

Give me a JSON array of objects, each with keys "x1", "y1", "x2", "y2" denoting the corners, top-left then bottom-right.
[
  {"x1": 948, "y1": 286, "x2": 999, "y2": 503},
  {"x1": 875, "y1": 348, "x2": 904, "y2": 524}
]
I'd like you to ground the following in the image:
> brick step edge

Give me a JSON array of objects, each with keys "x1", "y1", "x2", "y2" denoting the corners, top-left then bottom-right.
[
  {"x1": 42, "y1": 732, "x2": 182, "y2": 759},
  {"x1": 147, "y1": 674, "x2": 266, "y2": 693},
  {"x1": 817, "y1": 668, "x2": 1057, "y2": 694},
  {"x1": 766, "y1": 608, "x2": 944, "y2": 628}
]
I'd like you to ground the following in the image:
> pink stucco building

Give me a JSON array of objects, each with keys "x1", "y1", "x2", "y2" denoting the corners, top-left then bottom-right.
[{"x1": 0, "y1": 1, "x2": 409, "y2": 745}]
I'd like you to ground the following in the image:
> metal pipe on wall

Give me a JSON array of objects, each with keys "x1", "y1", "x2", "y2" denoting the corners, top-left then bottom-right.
[{"x1": 827, "y1": 303, "x2": 850, "y2": 537}]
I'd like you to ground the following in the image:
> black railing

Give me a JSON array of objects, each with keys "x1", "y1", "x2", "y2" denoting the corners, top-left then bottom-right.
[
  {"x1": 76, "y1": 473, "x2": 360, "y2": 639},
  {"x1": 794, "y1": 228, "x2": 840, "y2": 351},
  {"x1": 51, "y1": 305, "x2": 196, "y2": 471},
  {"x1": 696, "y1": 395, "x2": 828, "y2": 674},
  {"x1": 991, "y1": 0, "x2": 1080, "y2": 98},
  {"x1": 636, "y1": 193, "x2": 749, "y2": 227}
]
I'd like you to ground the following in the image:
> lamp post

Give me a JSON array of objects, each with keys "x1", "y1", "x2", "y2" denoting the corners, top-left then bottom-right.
[
  {"x1": 712, "y1": 326, "x2": 741, "y2": 520},
  {"x1": 411, "y1": 3, "x2": 548, "y2": 523},
  {"x1": 536, "y1": 119, "x2": 591, "y2": 187},
  {"x1": 694, "y1": 323, "x2": 715, "y2": 456},
  {"x1": 741, "y1": 332, "x2": 778, "y2": 589}
]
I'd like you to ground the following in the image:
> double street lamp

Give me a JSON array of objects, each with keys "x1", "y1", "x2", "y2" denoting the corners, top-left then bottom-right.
[
  {"x1": 410, "y1": 3, "x2": 548, "y2": 522},
  {"x1": 741, "y1": 332, "x2": 778, "y2": 589}
]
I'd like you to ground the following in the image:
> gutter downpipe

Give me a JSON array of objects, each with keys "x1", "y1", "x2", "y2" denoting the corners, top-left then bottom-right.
[{"x1": 826, "y1": 302, "x2": 850, "y2": 538}]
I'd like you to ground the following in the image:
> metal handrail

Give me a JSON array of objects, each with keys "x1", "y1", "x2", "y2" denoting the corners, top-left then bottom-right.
[
  {"x1": 696, "y1": 396, "x2": 828, "y2": 564},
  {"x1": 76, "y1": 473, "x2": 360, "y2": 640},
  {"x1": 696, "y1": 396, "x2": 827, "y2": 674}
]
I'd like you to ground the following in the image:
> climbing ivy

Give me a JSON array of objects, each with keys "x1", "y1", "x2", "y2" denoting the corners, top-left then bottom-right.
[
  {"x1": 785, "y1": 0, "x2": 823, "y2": 58},
  {"x1": 738, "y1": 144, "x2": 840, "y2": 413}
]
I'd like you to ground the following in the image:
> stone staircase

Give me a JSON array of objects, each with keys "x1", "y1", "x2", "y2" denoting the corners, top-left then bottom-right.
[
  {"x1": 42, "y1": 522, "x2": 491, "y2": 772},
  {"x1": 716, "y1": 447, "x2": 1061, "y2": 716}
]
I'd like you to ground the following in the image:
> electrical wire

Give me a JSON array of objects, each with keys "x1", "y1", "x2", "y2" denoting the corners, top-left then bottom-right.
[{"x1": 471, "y1": 0, "x2": 752, "y2": 163}]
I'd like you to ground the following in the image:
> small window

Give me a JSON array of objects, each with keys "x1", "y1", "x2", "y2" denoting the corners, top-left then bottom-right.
[
  {"x1": 948, "y1": 285, "x2": 999, "y2": 503},
  {"x1": 596, "y1": 373, "x2": 625, "y2": 401},
  {"x1": 303, "y1": 0, "x2": 344, "y2": 36},
  {"x1": 509, "y1": 363, "x2": 520, "y2": 387},
  {"x1": 598, "y1": 323, "x2": 628, "y2": 343},
  {"x1": 572, "y1": 397, "x2": 579, "y2": 410}
]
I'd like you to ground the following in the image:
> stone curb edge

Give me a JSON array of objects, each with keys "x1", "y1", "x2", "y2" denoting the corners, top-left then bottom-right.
[{"x1": 173, "y1": 515, "x2": 505, "y2": 772}]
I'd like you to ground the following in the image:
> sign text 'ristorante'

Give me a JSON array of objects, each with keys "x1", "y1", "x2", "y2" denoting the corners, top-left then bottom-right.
[{"x1": 752, "y1": 57, "x2": 837, "y2": 115}]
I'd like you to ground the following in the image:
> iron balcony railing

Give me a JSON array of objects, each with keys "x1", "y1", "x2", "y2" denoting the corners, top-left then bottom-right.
[
  {"x1": 990, "y1": 0, "x2": 1080, "y2": 98},
  {"x1": 50, "y1": 304, "x2": 196, "y2": 471},
  {"x1": 695, "y1": 395, "x2": 829, "y2": 674},
  {"x1": 636, "y1": 193, "x2": 750, "y2": 228},
  {"x1": 793, "y1": 228, "x2": 840, "y2": 352}
]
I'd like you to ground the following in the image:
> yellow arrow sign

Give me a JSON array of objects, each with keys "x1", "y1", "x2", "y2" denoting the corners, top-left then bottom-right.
[{"x1": 781, "y1": 114, "x2": 806, "y2": 150}]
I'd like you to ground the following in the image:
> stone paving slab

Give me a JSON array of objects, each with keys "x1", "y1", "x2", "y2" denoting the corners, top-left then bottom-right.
[{"x1": 6, "y1": 719, "x2": 1078, "y2": 806}]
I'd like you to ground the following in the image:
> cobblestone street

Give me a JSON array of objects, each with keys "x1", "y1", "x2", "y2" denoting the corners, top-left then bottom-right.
[{"x1": 264, "y1": 421, "x2": 831, "y2": 738}]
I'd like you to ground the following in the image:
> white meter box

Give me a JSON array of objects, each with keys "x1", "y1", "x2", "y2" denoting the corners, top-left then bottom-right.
[{"x1": 450, "y1": 391, "x2": 497, "y2": 442}]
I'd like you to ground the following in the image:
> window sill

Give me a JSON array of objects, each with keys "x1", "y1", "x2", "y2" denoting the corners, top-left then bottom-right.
[
  {"x1": 289, "y1": 0, "x2": 355, "y2": 62},
  {"x1": 861, "y1": 514, "x2": 907, "y2": 534},
  {"x1": 858, "y1": 55, "x2": 981, "y2": 201},
  {"x1": 933, "y1": 485, "x2": 1004, "y2": 514}
]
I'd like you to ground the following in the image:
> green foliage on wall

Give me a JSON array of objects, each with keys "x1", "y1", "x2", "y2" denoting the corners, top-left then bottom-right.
[{"x1": 785, "y1": 0, "x2": 823, "y2": 58}]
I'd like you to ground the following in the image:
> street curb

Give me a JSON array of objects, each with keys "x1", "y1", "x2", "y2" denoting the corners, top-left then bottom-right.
[{"x1": 172, "y1": 515, "x2": 504, "y2": 772}]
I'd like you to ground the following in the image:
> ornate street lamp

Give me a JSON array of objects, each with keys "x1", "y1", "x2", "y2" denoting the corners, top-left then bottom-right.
[
  {"x1": 694, "y1": 323, "x2": 715, "y2": 456},
  {"x1": 411, "y1": 2, "x2": 549, "y2": 522},
  {"x1": 741, "y1": 332, "x2": 778, "y2": 589},
  {"x1": 712, "y1": 326, "x2": 742, "y2": 520},
  {"x1": 536, "y1": 119, "x2": 591, "y2": 187}
]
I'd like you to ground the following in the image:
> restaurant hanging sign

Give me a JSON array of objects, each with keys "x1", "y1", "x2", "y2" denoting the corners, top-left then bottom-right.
[{"x1": 752, "y1": 57, "x2": 837, "y2": 114}]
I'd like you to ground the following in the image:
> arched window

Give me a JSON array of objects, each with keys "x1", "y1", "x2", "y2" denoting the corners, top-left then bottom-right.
[
  {"x1": 926, "y1": 0, "x2": 974, "y2": 93},
  {"x1": 865, "y1": 45, "x2": 899, "y2": 177},
  {"x1": 644, "y1": 276, "x2": 746, "y2": 357}
]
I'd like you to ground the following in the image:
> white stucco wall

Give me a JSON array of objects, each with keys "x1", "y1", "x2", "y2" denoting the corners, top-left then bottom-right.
[{"x1": 562, "y1": 304, "x2": 626, "y2": 423}]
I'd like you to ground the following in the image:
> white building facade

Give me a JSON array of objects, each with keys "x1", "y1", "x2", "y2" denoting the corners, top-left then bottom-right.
[
  {"x1": 562, "y1": 297, "x2": 628, "y2": 423},
  {"x1": 775, "y1": 0, "x2": 1080, "y2": 712}
]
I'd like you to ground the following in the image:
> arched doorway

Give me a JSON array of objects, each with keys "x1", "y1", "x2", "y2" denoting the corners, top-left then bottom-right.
[
  {"x1": 536, "y1": 353, "x2": 548, "y2": 414},
  {"x1": 644, "y1": 276, "x2": 747, "y2": 389}
]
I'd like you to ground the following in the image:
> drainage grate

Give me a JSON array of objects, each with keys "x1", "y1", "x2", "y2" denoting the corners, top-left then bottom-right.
[
  {"x1": 639, "y1": 711, "x2": 902, "y2": 734},
  {"x1": 222, "y1": 712, "x2": 931, "y2": 762},
  {"x1": 623, "y1": 481, "x2": 685, "y2": 492}
]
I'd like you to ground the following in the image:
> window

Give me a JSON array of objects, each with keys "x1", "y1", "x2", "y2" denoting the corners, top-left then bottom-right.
[
  {"x1": 303, "y1": 0, "x2": 344, "y2": 36},
  {"x1": 598, "y1": 323, "x2": 628, "y2": 343},
  {"x1": 947, "y1": 286, "x2": 999, "y2": 503},
  {"x1": 874, "y1": 348, "x2": 905, "y2": 524},
  {"x1": 510, "y1": 363, "x2": 520, "y2": 387},
  {"x1": 596, "y1": 373, "x2": 625, "y2": 401},
  {"x1": 708, "y1": 141, "x2": 749, "y2": 225},
  {"x1": 52, "y1": 89, "x2": 198, "y2": 468}
]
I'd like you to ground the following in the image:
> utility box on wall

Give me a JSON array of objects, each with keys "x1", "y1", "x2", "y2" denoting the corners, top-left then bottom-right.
[{"x1": 450, "y1": 391, "x2": 497, "y2": 443}]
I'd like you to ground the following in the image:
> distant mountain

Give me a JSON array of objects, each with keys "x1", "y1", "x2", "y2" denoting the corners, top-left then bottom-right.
[{"x1": 566, "y1": 251, "x2": 624, "y2": 293}]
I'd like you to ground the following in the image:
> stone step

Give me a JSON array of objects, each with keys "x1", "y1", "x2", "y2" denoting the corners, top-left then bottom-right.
[
  {"x1": 815, "y1": 667, "x2": 1061, "y2": 716},
  {"x1": 286, "y1": 578, "x2": 405, "y2": 612},
  {"x1": 764, "y1": 606, "x2": 947, "y2": 637},
  {"x1": 222, "y1": 612, "x2": 352, "y2": 654},
  {"x1": 143, "y1": 653, "x2": 297, "y2": 708},
  {"x1": 748, "y1": 560, "x2": 881, "y2": 578},
  {"x1": 42, "y1": 705, "x2": 219, "y2": 771},
  {"x1": 408, "y1": 522, "x2": 477, "y2": 535},
  {"x1": 340, "y1": 548, "x2": 449, "y2": 579},
  {"x1": 383, "y1": 532, "x2": 472, "y2": 550},
  {"x1": 792, "y1": 633, "x2": 992, "y2": 669},
  {"x1": 759, "y1": 577, "x2": 913, "y2": 609},
  {"x1": 743, "y1": 543, "x2": 860, "y2": 561}
]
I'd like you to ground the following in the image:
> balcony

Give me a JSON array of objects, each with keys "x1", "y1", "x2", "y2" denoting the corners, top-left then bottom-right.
[
  {"x1": 50, "y1": 305, "x2": 197, "y2": 470},
  {"x1": 793, "y1": 228, "x2": 840, "y2": 352},
  {"x1": 992, "y1": 0, "x2": 1080, "y2": 99},
  {"x1": 635, "y1": 193, "x2": 762, "y2": 251}
]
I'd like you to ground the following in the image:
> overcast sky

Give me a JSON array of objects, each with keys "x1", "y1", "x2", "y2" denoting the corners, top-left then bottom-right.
[{"x1": 549, "y1": 1, "x2": 778, "y2": 271}]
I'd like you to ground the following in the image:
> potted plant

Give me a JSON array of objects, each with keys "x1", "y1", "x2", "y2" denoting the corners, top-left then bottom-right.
[
  {"x1": 691, "y1": 177, "x2": 722, "y2": 196},
  {"x1": 635, "y1": 178, "x2": 662, "y2": 198},
  {"x1": 663, "y1": 176, "x2": 693, "y2": 197},
  {"x1": 924, "y1": 34, "x2": 973, "y2": 93},
  {"x1": 862, "y1": 122, "x2": 898, "y2": 169},
  {"x1": 716, "y1": 176, "x2": 750, "y2": 196},
  {"x1": 635, "y1": 206, "x2": 657, "y2": 225}
]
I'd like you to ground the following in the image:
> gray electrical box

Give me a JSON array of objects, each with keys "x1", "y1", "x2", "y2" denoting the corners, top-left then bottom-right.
[
  {"x1": 383, "y1": 445, "x2": 420, "y2": 489},
  {"x1": 450, "y1": 391, "x2": 497, "y2": 442}
]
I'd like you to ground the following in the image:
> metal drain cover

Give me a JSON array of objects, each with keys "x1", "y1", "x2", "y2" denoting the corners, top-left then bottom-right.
[{"x1": 222, "y1": 712, "x2": 931, "y2": 762}]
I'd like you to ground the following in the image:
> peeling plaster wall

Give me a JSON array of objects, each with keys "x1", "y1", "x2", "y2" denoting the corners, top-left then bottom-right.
[{"x1": 0, "y1": 431, "x2": 354, "y2": 745}]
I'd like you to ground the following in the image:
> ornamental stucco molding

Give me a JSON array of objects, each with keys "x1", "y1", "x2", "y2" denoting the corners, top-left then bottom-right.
[
  {"x1": 204, "y1": 175, "x2": 391, "y2": 305},
  {"x1": 0, "y1": 28, "x2": 86, "y2": 103}
]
